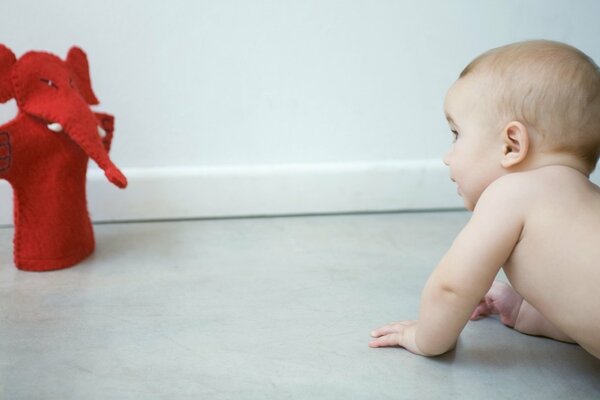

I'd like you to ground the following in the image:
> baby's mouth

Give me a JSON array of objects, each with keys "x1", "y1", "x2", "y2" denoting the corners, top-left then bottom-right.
[{"x1": 450, "y1": 179, "x2": 461, "y2": 195}]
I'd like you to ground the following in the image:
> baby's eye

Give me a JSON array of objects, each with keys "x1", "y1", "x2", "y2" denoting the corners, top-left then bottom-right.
[{"x1": 450, "y1": 129, "x2": 459, "y2": 142}]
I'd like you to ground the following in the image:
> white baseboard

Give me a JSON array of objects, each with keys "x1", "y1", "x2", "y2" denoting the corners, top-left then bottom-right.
[
  {"x1": 0, "y1": 159, "x2": 464, "y2": 224},
  {"x1": 2, "y1": 160, "x2": 598, "y2": 224}
]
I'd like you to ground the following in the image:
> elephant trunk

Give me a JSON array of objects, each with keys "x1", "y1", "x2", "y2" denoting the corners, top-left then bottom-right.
[{"x1": 23, "y1": 93, "x2": 127, "y2": 188}]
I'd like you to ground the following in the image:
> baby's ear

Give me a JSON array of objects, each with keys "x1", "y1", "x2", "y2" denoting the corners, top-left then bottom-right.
[{"x1": 501, "y1": 121, "x2": 529, "y2": 168}]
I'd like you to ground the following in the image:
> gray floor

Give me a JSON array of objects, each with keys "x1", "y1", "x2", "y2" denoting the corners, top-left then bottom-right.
[{"x1": 0, "y1": 211, "x2": 598, "y2": 399}]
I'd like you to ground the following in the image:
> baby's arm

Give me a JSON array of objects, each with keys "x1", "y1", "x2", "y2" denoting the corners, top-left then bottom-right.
[{"x1": 370, "y1": 178, "x2": 525, "y2": 356}]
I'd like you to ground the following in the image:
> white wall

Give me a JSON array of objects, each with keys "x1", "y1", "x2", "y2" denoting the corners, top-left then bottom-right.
[{"x1": 0, "y1": 0, "x2": 599, "y2": 221}]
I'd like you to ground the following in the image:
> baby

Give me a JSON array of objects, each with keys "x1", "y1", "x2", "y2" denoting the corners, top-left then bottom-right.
[{"x1": 369, "y1": 40, "x2": 600, "y2": 358}]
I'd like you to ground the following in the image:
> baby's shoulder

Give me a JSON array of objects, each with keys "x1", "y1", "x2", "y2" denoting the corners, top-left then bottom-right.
[
  {"x1": 481, "y1": 166, "x2": 598, "y2": 209},
  {"x1": 477, "y1": 169, "x2": 565, "y2": 212},
  {"x1": 480, "y1": 171, "x2": 540, "y2": 202},
  {"x1": 471, "y1": 174, "x2": 533, "y2": 221}
]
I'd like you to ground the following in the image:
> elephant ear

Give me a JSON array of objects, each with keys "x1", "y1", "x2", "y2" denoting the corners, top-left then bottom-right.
[
  {"x1": 66, "y1": 46, "x2": 99, "y2": 105},
  {"x1": 0, "y1": 44, "x2": 16, "y2": 103}
]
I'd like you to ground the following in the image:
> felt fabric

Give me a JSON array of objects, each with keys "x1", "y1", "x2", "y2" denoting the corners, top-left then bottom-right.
[{"x1": 0, "y1": 45, "x2": 126, "y2": 271}]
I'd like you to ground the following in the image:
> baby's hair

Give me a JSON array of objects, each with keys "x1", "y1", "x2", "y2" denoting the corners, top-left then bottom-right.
[{"x1": 460, "y1": 40, "x2": 600, "y2": 173}]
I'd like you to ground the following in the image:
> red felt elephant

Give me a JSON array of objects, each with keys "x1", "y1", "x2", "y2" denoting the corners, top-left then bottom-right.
[{"x1": 0, "y1": 45, "x2": 127, "y2": 271}]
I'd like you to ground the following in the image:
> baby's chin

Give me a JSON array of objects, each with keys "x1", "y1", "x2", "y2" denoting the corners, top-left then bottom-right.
[
  {"x1": 461, "y1": 196, "x2": 476, "y2": 211},
  {"x1": 456, "y1": 188, "x2": 475, "y2": 211}
]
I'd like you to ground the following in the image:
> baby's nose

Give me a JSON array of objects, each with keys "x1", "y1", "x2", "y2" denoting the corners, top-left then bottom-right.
[{"x1": 443, "y1": 150, "x2": 451, "y2": 166}]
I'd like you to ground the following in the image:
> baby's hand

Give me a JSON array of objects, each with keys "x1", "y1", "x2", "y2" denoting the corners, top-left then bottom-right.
[
  {"x1": 369, "y1": 320, "x2": 427, "y2": 356},
  {"x1": 470, "y1": 281, "x2": 523, "y2": 327}
]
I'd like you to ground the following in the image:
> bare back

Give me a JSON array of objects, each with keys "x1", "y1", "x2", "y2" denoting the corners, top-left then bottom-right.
[{"x1": 503, "y1": 166, "x2": 600, "y2": 357}]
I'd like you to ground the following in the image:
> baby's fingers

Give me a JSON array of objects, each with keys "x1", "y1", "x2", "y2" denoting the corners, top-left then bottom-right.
[
  {"x1": 369, "y1": 321, "x2": 425, "y2": 355},
  {"x1": 370, "y1": 324, "x2": 398, "y2": 338},
  {"x1": 370, "y1": 320, "x2": 414, "y2": 338},
  {"x1": 369, "y1": 333, "x2": 401, "y2": 348},
  {"x1": 470, "y1": 302, "x2": 489, "y2": 320}
]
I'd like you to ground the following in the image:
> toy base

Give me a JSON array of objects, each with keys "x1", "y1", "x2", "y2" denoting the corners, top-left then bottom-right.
[{"x1": 15, "y1": 245, "x2": 94, "y2": 272}]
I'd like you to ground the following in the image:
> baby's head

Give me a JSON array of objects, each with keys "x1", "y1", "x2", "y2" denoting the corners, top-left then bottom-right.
[
  {"x1": 443, "y1": 40, "x2": 600, "y2": 210},
  {"x1": 458, "y1": 40, "x2": 600, "y2": 172}
]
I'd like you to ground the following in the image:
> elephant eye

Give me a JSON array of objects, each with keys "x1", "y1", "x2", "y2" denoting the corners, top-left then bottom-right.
[{"x1": 40, "y1": 78, "x2": 58, "y2": 89}]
